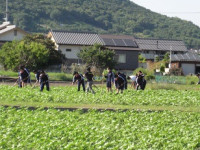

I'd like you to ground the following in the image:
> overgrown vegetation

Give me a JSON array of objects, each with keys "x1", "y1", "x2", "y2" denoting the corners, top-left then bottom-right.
[{"x1": 0, "y1": 0, "x2": 199, "y2": 49}]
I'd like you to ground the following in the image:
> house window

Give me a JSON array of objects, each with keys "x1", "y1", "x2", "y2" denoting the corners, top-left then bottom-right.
[
  {"x1": 66, "y1": 49, "x2": 71, "y2": 52},
  {"x1": 14, "y1": 30, "x2": 17, "y2": 36},
  {"x1": 118, "y1": 54, "x2": 126, "y2": 63}
]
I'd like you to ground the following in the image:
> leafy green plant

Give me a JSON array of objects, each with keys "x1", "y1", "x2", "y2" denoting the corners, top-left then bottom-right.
[{"x1": 0, "y1": 107, "x2": 199, "y2": 149}]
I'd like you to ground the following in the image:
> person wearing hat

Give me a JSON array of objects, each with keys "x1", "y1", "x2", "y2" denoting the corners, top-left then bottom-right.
[
  {"x1": 39, "y1": 70, "x2": 50, "y2": 91},
  {"x1": 85, "y1": 67, "x2": 95, "y2": 94},
  {"x1": 72, "y1": 71, "x2": 85, "y2": 92}
]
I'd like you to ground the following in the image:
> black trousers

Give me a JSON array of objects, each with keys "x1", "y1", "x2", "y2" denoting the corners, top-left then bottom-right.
[
  {"x1": 40, "y1": 82, "x2": 50, "y2": 91},
  {"x1": 78, "y1": 81, "x2": 85, "y2": 91}
]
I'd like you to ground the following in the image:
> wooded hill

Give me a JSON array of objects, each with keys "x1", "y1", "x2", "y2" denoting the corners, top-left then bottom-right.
[{"x1": 0, "y1": 0, "x2": 200, "y2": 49}]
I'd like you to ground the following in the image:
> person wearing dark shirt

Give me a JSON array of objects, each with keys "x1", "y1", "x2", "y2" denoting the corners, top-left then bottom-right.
[
  {"x1": 19, "y1": 67, "x2": 29, "y2": 87},
  {"x1": 20, "y1": 65, "x2": 32, "y2": 86},
  {"x1": 104, "y1": 68, "x2": 114, "y2": 93},
  {"x1": 136, "y1": 71, "x2": 146, "y2": 90},
  {"x1": 39, "y1": 70, "x2": 49, "y2": 91},
  {"x1": 72, "y1": 71, "x2": 85, "y2": 92},
  {"x1": 118, "y1": 72, "x2": 127, "y2": 90},
  {"x1": 116, "y1": 72, "x2": 126, "y2": 94},
  {"x1": 85, "y1": 67, "x2": 95, "y2": 94}
]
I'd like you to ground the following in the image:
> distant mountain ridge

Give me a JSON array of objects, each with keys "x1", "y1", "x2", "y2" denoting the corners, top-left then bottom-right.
[{"x1": 0, "y1": 0, "x2": 199, "y2": 49}]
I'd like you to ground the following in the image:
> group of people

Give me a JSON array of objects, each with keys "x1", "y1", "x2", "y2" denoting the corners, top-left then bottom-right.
[
  {"x1": 16, "y1": 65, "x2": 49, "y2": 91},
  {"x1": 72, "y1": 67, "x2": 146, "y2": 94},
  {"x1": 16, "y1": 65, "x2": 146, "y2": 93}
]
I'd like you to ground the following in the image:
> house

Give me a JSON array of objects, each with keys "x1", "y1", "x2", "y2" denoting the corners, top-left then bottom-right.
[
  {"x1": 99, "y1": 34, "x2": 140, "y2": 70},
  {"x1": 0, "y1": 21, "x2": 28, "y2": 47},
  {"x1": 171, "y1": 52, "x2": 200, "y2": 75},
  {"x1": 136, "y1": 38, "x2": 187, "y2": 61},
  {"x1": 47, "y1": 31, "x2": 104, "y2": 64},
  {"x1": 48, "y1": 31, "x2": 140, "y2": 70}
]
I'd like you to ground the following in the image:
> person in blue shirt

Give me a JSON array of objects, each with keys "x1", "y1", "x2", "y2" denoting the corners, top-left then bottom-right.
[
  {"x1": 72, "y1": 71, "x2": 85, "y2": 92},
  {"x1": 104, "y1": 68, "x2": 114, "y2": 93}
]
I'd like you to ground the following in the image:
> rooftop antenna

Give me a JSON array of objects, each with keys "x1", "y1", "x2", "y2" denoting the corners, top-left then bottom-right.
[{"x1": 4, "y1": 0, "x2": 8, "y2": 22}]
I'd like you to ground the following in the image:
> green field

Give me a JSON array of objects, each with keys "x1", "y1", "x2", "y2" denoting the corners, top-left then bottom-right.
[
  {"x1": 0, "y1": 84, "x2": 200, "y2": 149},
  {"x1": 0, "y1": 107, "x2": 200, "y2": 149}
]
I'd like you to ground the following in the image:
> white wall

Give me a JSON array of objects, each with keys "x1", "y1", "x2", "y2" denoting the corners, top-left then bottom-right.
[
  {"x1": 58, "y1": 45, "x2": 85, "y2": 59},
  {"x1": 0, "y1": 29, "x2": 26, "y2": 41}
]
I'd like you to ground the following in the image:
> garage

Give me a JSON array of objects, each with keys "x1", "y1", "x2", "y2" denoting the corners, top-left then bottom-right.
[{"x1": 181, "y1": 63, "x2": 195, "y2": 75}]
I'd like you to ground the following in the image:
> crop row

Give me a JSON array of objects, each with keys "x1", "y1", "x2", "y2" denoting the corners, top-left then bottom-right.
[
  {"x1": 0, "y1": 107, "x2": 199, "y2": 149},
  {"x1": 0, "y1": 85, "x2": 200, "y2": 107}
]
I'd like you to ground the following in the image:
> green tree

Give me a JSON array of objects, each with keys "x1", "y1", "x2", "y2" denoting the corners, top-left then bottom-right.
[
  {"x1": 0, "y1": 34, "x2": 65, "y2": 71},
  {"x1": 0, "y1": 41, "x2": 49, "y2": 71},
  {"x1": 78, "y1": 44, "x2": 116, "y2": 71},
  {"x1": 23, "y1": 34, "x2": 66, "y2": 66}
]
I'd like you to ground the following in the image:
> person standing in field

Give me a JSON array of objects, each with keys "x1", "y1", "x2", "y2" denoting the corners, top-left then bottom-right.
[
  {"x1": 136, "y1": 71, "x2": 146, "y2": 90},
  {"x1": 39, "y1": 70, "x2": 50, "y2": 91},
  {"x1": 72, "y1": 71, "x2": 85, "y2": 92},
  {"x1": 85, "y1": 67, "x2": 95, "y2": 94},
  {"x1": 104, "y1": 68, "x2": 114, "y2": 93}
]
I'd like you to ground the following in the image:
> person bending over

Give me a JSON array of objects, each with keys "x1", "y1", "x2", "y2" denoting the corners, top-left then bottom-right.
[{"x1": 72, "y1": 71, "x2": 85, "y2": 92}]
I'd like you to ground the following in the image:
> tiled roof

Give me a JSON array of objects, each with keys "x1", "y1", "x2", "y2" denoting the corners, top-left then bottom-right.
[
  {"x1": 0, "y1": 25, "x2": 16, "y2": 34},
  {"x1": 51, "y1": 31, "x2": 104, "y2": 45},
  {"x1": 100, "y1": 34, "x2": 138, "y2": 48},
  {"x1": 171, "y1": 52, "x2": 200, "y2": 62},
  {"x1": 0, "y1": 21, "x2": 10, "y2": 30},
  {"x1": 136, "y1": 38, "x2": 187, "y2": 51}
]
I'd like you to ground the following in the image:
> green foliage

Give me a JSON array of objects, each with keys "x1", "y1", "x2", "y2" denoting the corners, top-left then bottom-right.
[
  {"x1": 0, "y1": 34, "x2": 65, "y2": 71},
  {"x1": 78, "y1": 44, "x2": 116, "y2": 71},
  {"x1": 154, "y1": 56, "x2": 160, "y2": 62},
  {"x1": 0, "y1": 0, "x2": 200, "y2": 49},
  {"x1": 0, "y1": 107, "x2": 200, "y2": 149},
  {"x1": 133, "y1": 67, "x2": 155, "y2": 80},
  {"x1": 1, "y1": 85, "x2": 200, "y2": 107},
  {"x1": 160, "y1": 65, "x2": 165, "y2": 73},
  {"x1": 138, "y1": 54, "x2": 146, "y2": 63},
  {"x1": 163, "y1": 52, "x2": 170, "y2": 63},
  {"x1": 0, "y1": 40, "x2": 49, "y2": 71}
]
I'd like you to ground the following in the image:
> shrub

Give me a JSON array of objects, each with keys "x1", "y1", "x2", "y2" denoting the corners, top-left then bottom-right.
[{"x1": 133, "y1": 67, "x2": 155, "y2": 80}]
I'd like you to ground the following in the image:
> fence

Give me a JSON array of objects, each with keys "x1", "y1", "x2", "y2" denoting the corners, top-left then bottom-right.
[{"x1": 155, "y1": 75, "x2": 186, "y2": 84}]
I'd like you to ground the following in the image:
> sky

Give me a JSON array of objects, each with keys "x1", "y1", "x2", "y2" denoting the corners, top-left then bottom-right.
[{"x1": 130, "y1": 0, "x2": 200, "y2": 27}]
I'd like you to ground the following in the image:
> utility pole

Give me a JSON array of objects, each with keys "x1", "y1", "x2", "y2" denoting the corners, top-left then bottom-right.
[{"x1": 169, "y1": 45, "x2": 172, "y2": 69}]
